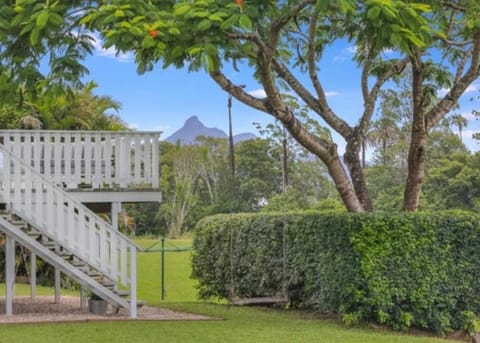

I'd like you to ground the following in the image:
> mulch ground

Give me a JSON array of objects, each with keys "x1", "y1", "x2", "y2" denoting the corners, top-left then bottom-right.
[{"x1": 0, "y1": 296, "x2": 213, "y2": 323}]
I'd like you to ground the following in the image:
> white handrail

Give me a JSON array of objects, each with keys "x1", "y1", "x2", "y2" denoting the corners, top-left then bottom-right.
[
  {"x1": 0, "y1": 145, "x2": 137, "y2": 287},
  {"x1": 0, "y1": 130, "x2": 160, "y2": 189}
]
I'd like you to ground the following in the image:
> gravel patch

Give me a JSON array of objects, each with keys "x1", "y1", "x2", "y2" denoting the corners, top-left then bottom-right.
[{"x1": 0, "y1": 296, "x2": 213, "y2": 323}]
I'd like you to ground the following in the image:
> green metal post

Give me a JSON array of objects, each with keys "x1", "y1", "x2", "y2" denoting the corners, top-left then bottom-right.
[{"x1": 161, "y1": 237, "x2": 165, "y2": 300}]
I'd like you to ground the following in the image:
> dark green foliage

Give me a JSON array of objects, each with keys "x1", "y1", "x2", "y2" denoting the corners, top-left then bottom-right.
[{"x1": 192, "y1": 211, "x2": 480, "y2": 334}]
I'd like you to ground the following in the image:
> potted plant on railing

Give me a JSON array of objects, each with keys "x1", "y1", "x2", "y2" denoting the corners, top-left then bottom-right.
[{"x1": 88, "y1": 293, "x2": 108, "y2": 314}]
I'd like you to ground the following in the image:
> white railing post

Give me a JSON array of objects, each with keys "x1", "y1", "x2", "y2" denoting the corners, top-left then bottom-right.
[{"x1": 129, "y1": 246, "x2": 137, "y2": 318}]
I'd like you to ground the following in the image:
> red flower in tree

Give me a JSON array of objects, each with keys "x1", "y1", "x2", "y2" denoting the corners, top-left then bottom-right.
[
  {"x1": 148, "y1": 30, "x2": 159, "y2": 38},
  {"x1": 236, "y1": 0, "x2": 243, "y2": 6}
]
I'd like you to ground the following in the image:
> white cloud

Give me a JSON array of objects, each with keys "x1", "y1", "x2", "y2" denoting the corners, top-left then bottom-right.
[
  {"x1": 437, "y1": 83, "x2": 479, "y2": 97},
  {"x1": 346, "y1": 46, "x2": 357, "y2": 54},
  {"x1": 333, "y1": 45, "x2": 358, "y2": 62},
  {"x1": 127, "y1": 123, "x2": 140, "y2": 130},
  {"x1": 466, "y1": 84, "x2": 478, "y2": 93},
  {"x1": 325, "y1": 91, "x2": 339, "y2": 97},
  {"x1": 248, "y1": 89, "x2": 267, "y2": 98},
  {"x1": 460, "y1": 111, "x2": 476, "y2": 120},
  {"x1": 153, "y1": 125, "x2": 171, "y2": 132},
  {"x1": 462, "y1": 129, "x2": 477, "y2": 139},
  {"x1": 437, "y1": 87, "x2": 450, "y2": 97},
  {"x1": 382, "y1": 48, "x2": 395, "y2": 54},
  {"x1": 91, "y1": 34, "x2": 133, "y2": 63}
]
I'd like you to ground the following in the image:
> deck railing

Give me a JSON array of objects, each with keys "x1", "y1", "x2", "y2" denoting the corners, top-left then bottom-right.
[
  {"x1": 0, "y1": 145, "x2": 137, "y2": 288},
  {"x1": 0, "y1": 130, "x2": 159, "y2": 189}
]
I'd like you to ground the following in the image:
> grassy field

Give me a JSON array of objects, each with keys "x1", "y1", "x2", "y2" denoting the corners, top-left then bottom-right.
[{"x1": 0, "y1": 238, "x2": 459, "y2": 343}]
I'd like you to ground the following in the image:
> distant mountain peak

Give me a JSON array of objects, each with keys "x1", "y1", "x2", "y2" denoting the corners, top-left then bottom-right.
[
  {"x1": 165, "y1": 115, "x2": 256, "y2": 145},
  {"x1": 185, "y1": 115, "x2": 201, "y2": 125}
]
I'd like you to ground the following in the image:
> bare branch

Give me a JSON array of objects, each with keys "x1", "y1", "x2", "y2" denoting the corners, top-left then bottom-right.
[
  {"x1": 455, "y1": 46, "x2": 473, "y2": 82},
  {"x1": 209, "y1": 70, "x2": 269, "y2": 113},
  {"x1": 272, "y1": 58, "x2": 353, "y2": 138},
  {"x1": 359, "y1": 57, "x2": 410, "y2": 132},
  {"x1": 442, "y1": 1, "x2": 467, "y2": 12},
  {"x1": 427, "y1": 30, "x2": 480, "y2": 129}
]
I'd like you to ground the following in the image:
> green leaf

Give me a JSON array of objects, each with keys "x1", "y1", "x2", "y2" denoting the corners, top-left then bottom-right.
[
  {"x1": 0, "y1": 18, "x2": 10, "y2": 30},
  {"x1": 367, "y1": 7, "x2": 381, "y2": 20},
  {"x1": 114, "y1": 10, "x2": 125, "y2": 18},
  {"x1": 36, "y1": 10, "x2": 49, "y2": 29},
  {"x1": 174, "y1": 3, "x2": 191, "y2": 16},
  {"x1": 29, "y1": 27, "x2": 40, "y2": 45},
  {"x1": 168, "y1": 27, "x2": 181, "y2": 35},
  {"x1": 131, "y1": 16, "x2": 145, "y2": 24},
  {"x1": 193, "y1": 10, "x2": 210, "y2": 18},
  {"x1": 238, "y1": 14, "x2": 252, "y2": 31},
  {"x1": 206, "y1": 54, "x2": 216, "y2": 73},
  {"x1": 204, "y1": 43, "x2": 217, "y2": 56},
  {"x1": 220, "y1": 14, "x2": 239, "y2": 30},
  {"x1": 129, "y1": 26, "x2": 144, "y2": 36},
  {"x1": 141, "y1": 35, "x2": 156, "y2": 49},
  {"x1": 188, "y1": 47, "x2": 202, "y2": 55},
  {"x1": 48, "y1": 12, "x2": 63, "y2": 26},
  {"x1": 208, "y1": 12, "x2": 225, "y2": 22},
  {"x1": 196, "y1": 19, "x2": 212, "y2": 31}
]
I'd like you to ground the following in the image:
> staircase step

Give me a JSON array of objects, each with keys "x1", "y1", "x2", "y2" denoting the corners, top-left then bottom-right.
[
  {"x1": 10, "y1": 221, "x2": 27, "y2": 228},
  {"x1": 71, "y1": 260, "x2": 87, "y2": 267},
  {"x1": 87, "y1": 270, "x2": 103, "y2": 277},
  {"x1": 115, "y1": 290, "x2": 130, "y2": 297},
  {"x1": 58, "y1": 250, "x2": 73, "y2": 258},
  {"x1": 25, "y1": 231, "x2": 41, "y2": 239},
  {"x1": 42, "y1": 241, "x2": 58, "y2": 249},
  {"x1": 102, "y1": 280, "x2": 116, "y2": 288}
]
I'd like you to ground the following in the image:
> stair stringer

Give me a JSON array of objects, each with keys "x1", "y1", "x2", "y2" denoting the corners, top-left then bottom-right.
[{"x1": 0, "y1": 215, "x2": 130, "y2": 311}]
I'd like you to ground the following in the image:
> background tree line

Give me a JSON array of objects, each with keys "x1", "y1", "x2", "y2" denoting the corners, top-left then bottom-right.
[{"x1": 129, "y1": 82, "x2": 480, "y2": 237}]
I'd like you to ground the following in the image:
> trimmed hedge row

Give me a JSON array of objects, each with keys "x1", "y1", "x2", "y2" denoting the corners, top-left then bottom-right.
[{"x1": 191, "y1": 211, "x2": 480, "y2": 334}]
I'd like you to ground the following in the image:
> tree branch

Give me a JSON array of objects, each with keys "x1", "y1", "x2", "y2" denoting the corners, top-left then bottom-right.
[
  {"x1": 359, "y1": 57, "x2": 410, "y2": 132},
  {"x1": 209, "y1": 69, "x2": 269, "y2": 113},
  {"x1": 273, "y1": 58, "x2": 353, "y2": 138},
  {"x1": 427, "y1": 29, "x2": 480, "y2": 129}
]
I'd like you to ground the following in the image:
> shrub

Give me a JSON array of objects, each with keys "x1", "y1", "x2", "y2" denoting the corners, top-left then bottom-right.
[{"x1": 192, "y1": 210, "x2": 480, "y2": 334}]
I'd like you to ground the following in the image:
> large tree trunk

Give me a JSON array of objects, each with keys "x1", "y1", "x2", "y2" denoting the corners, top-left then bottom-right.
[
  {"x1": 403, "y1": 125, "x2": 427, "y2": 211},
  {"x1": 323, "y1": 145, "x2": 365, "y2": 212},
  {"x1": 403, "y1": 53, "x2": 426, "y2": 212},
  {"x1": 344, "y1": 133, "x2": 373, "y2": 211}
]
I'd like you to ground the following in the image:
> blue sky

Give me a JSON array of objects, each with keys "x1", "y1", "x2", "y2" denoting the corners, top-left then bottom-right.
[{"x1": 84, "y1": 37, "x2": 480, "y2": 153}]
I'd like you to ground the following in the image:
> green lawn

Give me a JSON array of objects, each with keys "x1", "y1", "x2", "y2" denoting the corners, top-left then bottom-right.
[{"x1": 0, "y1": 238, "x2": 458, "y2": 343}]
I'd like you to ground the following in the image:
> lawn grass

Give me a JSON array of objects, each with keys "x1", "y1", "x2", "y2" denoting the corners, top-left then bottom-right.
[{"x1": 0, "y1": 238, "x2": 459, "y2": 343}]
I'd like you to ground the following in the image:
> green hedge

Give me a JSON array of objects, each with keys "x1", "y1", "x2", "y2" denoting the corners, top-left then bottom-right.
[{"x1": 191, "y1": 211, "x2": 480, "y2": 334}]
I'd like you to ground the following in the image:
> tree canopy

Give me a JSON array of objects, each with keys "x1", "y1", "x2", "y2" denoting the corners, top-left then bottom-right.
[{"x1": 1, "y1": 0, "x2": 479, "y2": 212}]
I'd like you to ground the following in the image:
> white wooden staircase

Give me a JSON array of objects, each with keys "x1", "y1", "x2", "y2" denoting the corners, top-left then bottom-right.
[{"x1": 0, "y1": 130, "x2": 161, "y2": 318}]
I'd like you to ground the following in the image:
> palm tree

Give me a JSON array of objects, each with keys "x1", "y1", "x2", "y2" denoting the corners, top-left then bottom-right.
[
  {"x1": 33, "y1": 81, "x2": 124, "y2": 130},
  {"x1": 367, "y1": 117, "x2": 400, "y2": 166},
  {"x1": 450, "y1": 114, "x2": 468, "y2": 143}
]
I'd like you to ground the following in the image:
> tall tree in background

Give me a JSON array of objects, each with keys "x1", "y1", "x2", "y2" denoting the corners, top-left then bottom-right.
[
  {"x1": 159, "y1": 144, "x2": 201, "y2": 238},
  {"x1": 3, "y1": 1, "x2": 480, "y2": 212},
  {"x1": 449, "y1": 113, "x2": 468, "y2": 143}
]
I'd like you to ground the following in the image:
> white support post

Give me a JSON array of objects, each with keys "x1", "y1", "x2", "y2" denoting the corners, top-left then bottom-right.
[
  {"x1": 129, "y1": 247, "x2": 137, "y2": 318},
  {"x1": 54, "y1": 268, "x2": 61, "y2": 303},
  {"x1": 80, "y1": 286, "x2": 87, "y2": 310},
  {"x1": 30, "y1": 251, "x2": 36, "y2": 300},
  {"x1": 5, "y1": 236, "x2": 15, "y2": 316},
  {"x1": 111, "y1": 202, "x2": 121, "y2": 232}
]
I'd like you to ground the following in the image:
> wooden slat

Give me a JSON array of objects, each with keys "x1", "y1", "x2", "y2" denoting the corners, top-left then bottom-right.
[{"x1": 229, "y1": 296, "x2": 289, "y2": 306}]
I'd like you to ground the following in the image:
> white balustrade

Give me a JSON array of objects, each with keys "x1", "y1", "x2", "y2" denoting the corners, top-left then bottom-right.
[
  {"x1": 0, "y1": 145, "x2": 137, "y2": 287},
  {"x1": 0, "y1": 130, "x2": 160, "y2": 189}
]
